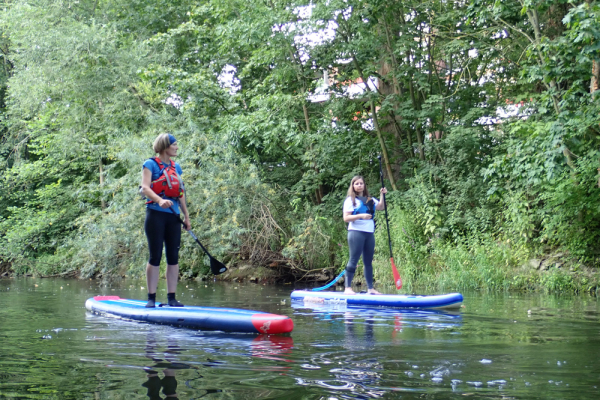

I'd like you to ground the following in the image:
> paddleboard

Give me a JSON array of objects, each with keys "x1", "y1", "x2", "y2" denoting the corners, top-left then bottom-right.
[
  {"x1": 85, "y1": 296, "x2": 294, "y2": 334},
  {"x1": 290, "y1": 290, "x2": 463, "y2": 310}
]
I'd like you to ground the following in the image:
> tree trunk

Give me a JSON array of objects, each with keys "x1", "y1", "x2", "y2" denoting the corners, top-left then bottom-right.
[
  {"x1": 289, "y1": 40, "x2": 324, "y2": 205},
  {"x1": 518, "y1": 2, "x2": 575, "y2": 169},
  {"x1": 591, "y1": 60, "x2": 599, "y2": 95},
  {"x1": 408, "y1": 78, "x2": 425, "y2": 161},
  {"x1": 99, "y1": 158, "x2": 105, "y2": 210},
  {"x1": 303, "y1": 102, "x2": 323, "y2": 203},
  {"x1": 370, "y1": 100, "x2": 398, "y2": 191}
]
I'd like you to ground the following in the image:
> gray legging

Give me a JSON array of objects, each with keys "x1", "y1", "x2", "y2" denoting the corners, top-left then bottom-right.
[{"x1": 345, "y1": 230, "x2": 375, "y2": 289}]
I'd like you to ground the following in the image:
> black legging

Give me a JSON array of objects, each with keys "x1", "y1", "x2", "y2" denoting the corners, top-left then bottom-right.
[{"x1": 145, "y1": 209, "x2": 181, "y2": 266}]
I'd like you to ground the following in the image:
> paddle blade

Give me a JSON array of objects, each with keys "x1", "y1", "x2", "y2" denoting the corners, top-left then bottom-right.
[
  {"x1": 210, "y1": 256, "x2": 228, "y2": 275},
  {"x1": 391, "y1": 257, "x2": 402, "y2": 289}
]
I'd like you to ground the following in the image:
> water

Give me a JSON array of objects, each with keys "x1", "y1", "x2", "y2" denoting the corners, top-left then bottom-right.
[{"x1": 1, "y1": 278, "x2": 599, "y2": 399}]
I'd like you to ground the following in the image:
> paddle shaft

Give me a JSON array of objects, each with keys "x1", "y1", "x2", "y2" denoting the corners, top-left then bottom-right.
[
  {"x1": 378, "y1": 157, "x2": 393, "y2": 258},
  {"x1": 168, "y1": 206, "x2": 214, "y2": 258},
  {"x1": 378, "y1": 155, "x2": 402, "y2": 289}
]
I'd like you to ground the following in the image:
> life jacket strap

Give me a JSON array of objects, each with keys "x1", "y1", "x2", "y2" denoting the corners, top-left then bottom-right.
[
  {"x1": 145, "y1": 158, "x2": 184, "y2": 204},
  {"x1": 161, "y1": 167, "x2": 173, "y2": 190}
]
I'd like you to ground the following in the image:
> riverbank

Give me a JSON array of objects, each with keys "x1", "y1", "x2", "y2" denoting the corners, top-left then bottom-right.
[
  {"x1": 2, "y1": 243, "x2": 598, "y2": 295},
  {"x1": 215, "y1": 256, "x2": 600, "y2": 295},
  {"x1": 369, "y1": 240, "x2": 600, "y2": 295},
  {"x1": 2, "y1": 265, "x2": 598, "y2": 295}
]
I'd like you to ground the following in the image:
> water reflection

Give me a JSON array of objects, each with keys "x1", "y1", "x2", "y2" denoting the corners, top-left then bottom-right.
[
  {"x1": 141, "y1": 331, "x2": 297, "y2": 398},
  {"x1": 142, "y1": 370, "x2": 180, "y2": 400},
  {"x1": 250, "y1": 335, "x2": 294, "y2": 362},
  {"x1": 3, "y1": 279, "x2": 600, "y2": 399},
  {"x1": 291, "y1": 300, "x2": 463, "y2": 329},
  {"x1": 343, "y1": 312, "x2": 375, "y2": 349},
  {"x1": 332, "y1": 313, "x2": 386, "y2": 398},
  {"x1": 293, "y1": 309, "x2": 381, "y2": 398},
  {"x1": 291, "y1": 302, "x2": 464, "y2": 398},
  {"x1": 142, "y1": 332, "x2": 200, "y2": 399}
]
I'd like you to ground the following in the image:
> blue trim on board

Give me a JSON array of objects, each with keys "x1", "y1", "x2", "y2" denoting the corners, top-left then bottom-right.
[{"x1": 291, "y1": 291, "x2": 463, "y2": 310}]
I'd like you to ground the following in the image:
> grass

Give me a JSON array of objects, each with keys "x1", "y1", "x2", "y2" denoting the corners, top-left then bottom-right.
[{"x1": 369, "y1": 210, "x2": 600, "y2": 294}]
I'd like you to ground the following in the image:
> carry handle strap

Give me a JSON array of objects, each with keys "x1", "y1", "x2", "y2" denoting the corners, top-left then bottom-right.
[
  {"x1": 162, "y1": 168, "x2": 173, "y2": 190},
  {"x1": 151, "y1": 157, "x2": 183, "y2": 193},
  {"x1": 151, "y1": 158, "x2": 173, "y2": 190}
]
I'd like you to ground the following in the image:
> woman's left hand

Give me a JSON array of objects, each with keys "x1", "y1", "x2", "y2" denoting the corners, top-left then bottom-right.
[
  {"x1": 183, "y1": 219, "x2": 191, "y2": 231},
  {"x1": 380, "y1": 187, "x2": 388, "y2": 195}
]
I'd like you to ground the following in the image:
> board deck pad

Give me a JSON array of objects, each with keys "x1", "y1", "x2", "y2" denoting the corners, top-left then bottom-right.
[
  {"x1": 85, "y1": 296, "x2": 294, "y2": 334},
  {"x1": 290, "y1": 290, "x2": 463, "y2": 310}
]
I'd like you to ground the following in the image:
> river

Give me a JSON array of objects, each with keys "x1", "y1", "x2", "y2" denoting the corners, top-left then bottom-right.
[{"x1": 0, "y1": 277, "x2": 599, "y2": 399}]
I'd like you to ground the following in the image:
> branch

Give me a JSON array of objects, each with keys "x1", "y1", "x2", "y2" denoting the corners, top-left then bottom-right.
[{"x1": 497, "y1": 17, "x2": 535, "y2": 44}]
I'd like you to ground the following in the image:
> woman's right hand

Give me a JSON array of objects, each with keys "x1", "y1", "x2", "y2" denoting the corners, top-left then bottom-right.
[
  {"x1": 357, "y1": 213, "x2": 372, "y2": 220},
  {"x1": 158, "y1": 199, "x2": 174, "y2": 209}
]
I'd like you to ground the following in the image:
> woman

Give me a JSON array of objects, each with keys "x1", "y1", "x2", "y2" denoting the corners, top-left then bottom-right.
[
  {"x1": 342, "y1": 175, "x2": 387, "y2": 295},
  {"x1": 140, "y1": 133, "x2": 191, "y2": 308}
]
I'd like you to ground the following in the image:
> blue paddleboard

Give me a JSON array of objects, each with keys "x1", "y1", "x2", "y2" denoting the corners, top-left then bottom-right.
[
  {"x1": 290, "y1": 291, "x2": 463, "y2": 310},
  {"x1": 85, "y1": 296, "x2": 294, "y2": 334}
]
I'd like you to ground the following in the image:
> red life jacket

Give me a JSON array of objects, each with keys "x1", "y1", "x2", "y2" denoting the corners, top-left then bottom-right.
[{"x1": 147, "y1": 157, "x2": 184, "y2": 203}]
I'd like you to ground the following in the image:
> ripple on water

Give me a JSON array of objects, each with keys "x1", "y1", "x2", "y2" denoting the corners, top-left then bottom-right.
[
  {"x1": 3, "y1": 281, "x2": 600, "y2": 399},
  {"x1": 429, "y1": 366, "x2": 451, "y2": 377},
  {"x1": 467, "y1": 381, "x2": 483, "y2": 387},
  {"x1": 300, "y1": 364, "x2": 321, "y2": 370}
]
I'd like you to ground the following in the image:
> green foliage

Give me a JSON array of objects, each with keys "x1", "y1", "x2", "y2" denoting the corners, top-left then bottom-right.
[
  {"x1": 0, "y1": 0, "x2": 598, "y2": 293},
  {"x1": 282, "y1": 209, "x2": 347, "y2": 273},
  {"x1": 540, "y1": 268, "x2": 577, "y2": 293}
]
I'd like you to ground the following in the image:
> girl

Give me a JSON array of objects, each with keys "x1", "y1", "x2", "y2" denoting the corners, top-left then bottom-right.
[
  {"x1": 342, "y1": 175, "x2": 387, "y2": 294},
  {"x1": 140, "y1": 133, "x2": 191, "y2": 308}
]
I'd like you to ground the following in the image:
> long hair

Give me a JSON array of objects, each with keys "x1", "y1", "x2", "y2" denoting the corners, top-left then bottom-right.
[{"x1": 346, "y1": 175, "x2": 370, "y2": 206}]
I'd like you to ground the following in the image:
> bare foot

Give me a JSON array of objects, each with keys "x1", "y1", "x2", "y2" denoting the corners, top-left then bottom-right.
[
  {"x1": 367, "y1": 289, "x2": 382, "y2": 295},
  {"x1": 344, "y1": 288, "x2": 356, "y2": 295}
]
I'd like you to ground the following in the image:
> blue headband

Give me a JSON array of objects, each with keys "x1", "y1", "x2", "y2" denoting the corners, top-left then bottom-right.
[{"x1": 168, "y1": 134, "x2": 177, "y2": 145}]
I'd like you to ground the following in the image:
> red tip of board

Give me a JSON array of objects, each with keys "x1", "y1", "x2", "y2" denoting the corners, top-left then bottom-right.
[
  {"x1": 251, "y1": 313, "x2": 294, "y2": 334},
  {"x1": 93, "y1": 296, "x2": 121, "y2": 301}
]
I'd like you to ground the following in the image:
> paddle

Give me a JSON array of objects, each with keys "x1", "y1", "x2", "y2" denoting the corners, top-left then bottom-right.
[
  {"x1": 378, "y1": 155, "x2": 402, "y2": 289},
  {"x1": 169, "y1": 206, "x2": 228, "y2": 275},
  {"x1": 311, "y1": 269, "x2": 346, "y2": 291}
]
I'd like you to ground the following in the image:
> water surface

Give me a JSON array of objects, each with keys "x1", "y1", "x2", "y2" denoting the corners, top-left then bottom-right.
[{"x1": 0, "y1": 278, "x2": 599, "y2": 399}]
